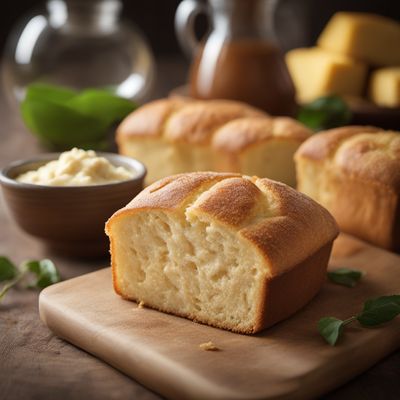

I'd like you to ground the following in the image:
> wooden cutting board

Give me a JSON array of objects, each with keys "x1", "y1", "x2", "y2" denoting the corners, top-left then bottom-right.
[{"x1": 39, "y1": 234, "x2": 400, "y2": 400}]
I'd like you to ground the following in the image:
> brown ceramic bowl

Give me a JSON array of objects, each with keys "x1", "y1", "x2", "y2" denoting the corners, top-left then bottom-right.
[{"x1": 0, "y1": 153, "x2": 146, "y2": 258}]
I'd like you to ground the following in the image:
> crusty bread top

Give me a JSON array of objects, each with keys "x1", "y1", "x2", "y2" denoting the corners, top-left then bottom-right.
[
  {"x1": 116, "y1": 97, "x2": 189, "y2": 138},
  {"x1": 106, "y1": 172, "x2": 338, "y2": 276},
  {"x1": 116, "y1": 98, "x2": 312, "y2": 148},
  {"x1": 164, "y1": 100, "x2": 265, "y2": 145},
  {"x1": 295, "y1": 126, "x2": 400, "y2": 190},
  {"x1": 212, "y1": 117, "x2": 312, "y2": 153}
]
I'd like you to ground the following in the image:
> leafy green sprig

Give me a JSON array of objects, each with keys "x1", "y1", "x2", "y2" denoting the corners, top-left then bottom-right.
[
  {"x1": 297, "y1": 95, "x2": 352, "y2": 131},
  {"x1": 0, "y1": 256, "x2": 61, "y2": 301},
  {"x1": 319, "y1": 295, "x2": 400, "y2": 346},
  {"x1": 21, "y1": 83, "x2": 137, "y2": 150},
  {"x1": 328, "y1": 268, "x2": 363, "y2": 288}
]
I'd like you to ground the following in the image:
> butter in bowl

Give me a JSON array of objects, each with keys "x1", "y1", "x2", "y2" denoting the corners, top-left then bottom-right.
[{"x1": 0, "y1": 148, "x2": 146, "y2": 258}]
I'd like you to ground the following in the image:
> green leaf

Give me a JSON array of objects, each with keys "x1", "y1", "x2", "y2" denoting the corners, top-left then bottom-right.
[
  {"x1": 297, "y1": 95, "x2": 352, "y2": 131},
  {"x1": 67, "y1": 89, "x2": 136, "y2": 126},
  {"x1": 318, "y1": 317, "x2": 344, "y2": 346},
  {"x1": 0, "y1": 256, "x2": 19, "y2": 281},
  {"x1": 22, "y1": 259, "x2": 61, "y2": 289},
  {"x1": 327, "y1": 268, "x2": 363, "y2": 288},
  {"x1": 21, "y1": 83, "x2": 136, "y2": 150},
  {"x1": 21, "y1": 99, "x2": 108, "y2": 147},
  {"x1": 357, "y1": 295, "x2": 400, "y2": 327},
  {"x1": 25, "y1": 83, "x2": 77, "y2": 104},
  {"x1": 363, "y1": 295, "x2": 400, "y2": 311}
]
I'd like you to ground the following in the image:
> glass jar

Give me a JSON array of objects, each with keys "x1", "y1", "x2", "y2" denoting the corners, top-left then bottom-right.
[
  {"x1": 2, "y1": 0, "x2": 155, "y2": 107},
  {"x1": 175, "y1": 0, "x2": 297, "y2": 116}
]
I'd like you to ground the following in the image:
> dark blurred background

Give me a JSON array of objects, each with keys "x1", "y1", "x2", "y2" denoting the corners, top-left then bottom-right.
[{"x1": 1, "y1": 0, "x2": 399, "y2": 58}]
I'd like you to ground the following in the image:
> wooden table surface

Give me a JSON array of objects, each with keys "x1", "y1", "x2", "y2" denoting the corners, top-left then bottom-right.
[{"x1": 1, "y1": 58, "x2": 399, "y2": 400}]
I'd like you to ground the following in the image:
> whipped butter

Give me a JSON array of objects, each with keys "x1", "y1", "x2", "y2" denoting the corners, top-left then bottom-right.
[{"x1": 17, "y1": 148, "x2": 134, "y2": 186}]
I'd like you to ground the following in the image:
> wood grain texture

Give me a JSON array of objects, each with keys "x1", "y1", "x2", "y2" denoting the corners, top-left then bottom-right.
[
  {"x1": 1, "y1": 59, "x2": 400, "y2": 400},
  {"x1": 39, "y1": 235, "x2": 400, "y2": 400}
]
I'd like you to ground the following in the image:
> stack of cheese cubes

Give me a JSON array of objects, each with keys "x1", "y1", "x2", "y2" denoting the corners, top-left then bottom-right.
[{"x1": 286, "y1": 12, "x2": 400, "y2": 108}]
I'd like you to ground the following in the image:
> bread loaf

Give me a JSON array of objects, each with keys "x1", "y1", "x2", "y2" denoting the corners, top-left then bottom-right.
[
  {"x1": 295, "y1": 126, "x2": 400, "y2": 251},
  {"x1": 116, "y1": 98, "x2": 312, "y2": 186},
  {"x1": 105, "y1": 172, "x2": 338, "y2": 334}
]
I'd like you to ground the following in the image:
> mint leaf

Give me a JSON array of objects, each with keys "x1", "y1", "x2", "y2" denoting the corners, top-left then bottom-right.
[
  {"x1": 297, "y1": 95, "x2": 352, "y2": 131},
  {"x1": 318, "y1": 295, "x2": 400, "y2": 346},
  {"x1": 67, "y1": 89, "x2": 136, "y2": 126},
  {"x1": 25, "y1": 83, "x2": 76, "y2": 104},
  {"x1": 21, "y1": 83, "x2": 136, "y2": 150},
  {"x1": 22, "y1": 259, "x2": 61, "y2": 289},
  {"x1": 0, "y1": 256, "x2": 61, "y2": 301},
  {"x1": 318, "y1": 317, "x2": 344, "y2": 346},
  {"x1": 363, "y1": 295, "x2": 400, "y2": 311},
  {"x1": 357, "y1": 295, "x2": 400, "y2": 327},
  {"x1": 328, "y1": 268, "x2": 363, "y2": 288},
  {"x1": 21, "y1": 99, "x2": 108, "y2": 148},
  {"x1": 0, "y1": 256, "x2": 19, "y2": 281}
]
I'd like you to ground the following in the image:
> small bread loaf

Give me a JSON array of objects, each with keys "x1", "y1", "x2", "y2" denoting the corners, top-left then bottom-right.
[
  {"x1": 105, "y1": 172, "x2": 338, "y2": 334},
  {"x1": 116, "y1": 98, "x2": 312, "y2": 186},
  {"x1": 295, "y1": 126, "x2": 400, "y2": 251}
]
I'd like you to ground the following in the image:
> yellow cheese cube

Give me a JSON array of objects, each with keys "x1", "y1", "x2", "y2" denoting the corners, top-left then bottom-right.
[
  {"x1": 318, "y1": 12, "x2": 400, "y2": 66},
  {"x1": 369, "y1": 67, "x2": 400, "y2": 108},
  {"x1": 286, "y1": 47, "x2": 367, "y2": 103}
]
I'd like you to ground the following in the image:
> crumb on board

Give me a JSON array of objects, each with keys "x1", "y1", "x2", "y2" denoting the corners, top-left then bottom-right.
[
  {"x1": 137, "y1": 301, "x2": 145, "y2": 309},
  {"x1": 199, "y1": 341, "x2": 220, "y2": 351}
]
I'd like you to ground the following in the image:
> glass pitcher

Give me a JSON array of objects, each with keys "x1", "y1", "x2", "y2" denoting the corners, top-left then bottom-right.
[
  {"x1": 175, "y1": 0, "x2": 297, "y2": 116},
  {"x1": 2, "y1": 0, "x2": 155, "y2": 107}
]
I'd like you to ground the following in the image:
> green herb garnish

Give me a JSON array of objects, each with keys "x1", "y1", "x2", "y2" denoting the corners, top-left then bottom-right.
[
  {"x1": 318, "y1": 295, "x2": 400, "y2": 346},
  {"x1": 297, "y1": 95, "x2": 352, "y2": 131},
  {"x1": 21, "y1": 259, "x2": 61, "y2": 289},
  {"x1": 21, "y1": 83, "x2": 137, "y2": 150},
  {"x1": 0, "y1": 256, "x2": 61, "y2": 301},
  {"x1": 328, "y1": 268, "x2": 363, "y2": 288},
  {"x1": 318, "y1": 317, "x2": 346, "y2": 346},
  {"x1": 0, "y1": 256, "x2": 19, "y2": 281},
  {"x1": 357, "y1": 296, "x2": 400, "y2": 327}
]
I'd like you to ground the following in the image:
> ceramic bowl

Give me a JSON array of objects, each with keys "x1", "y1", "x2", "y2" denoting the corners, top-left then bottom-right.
[{"x1": 0, "y1": 153, "x2": 146, "y2": 258}]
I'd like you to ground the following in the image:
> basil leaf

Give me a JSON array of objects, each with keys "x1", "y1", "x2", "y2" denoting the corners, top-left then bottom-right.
[
  {"x1": 22, "y1": 259, "x2": 61, "y2": 289},
  {"x1": 21, "y1": 99, "x2": 108, "y2": 148},
  {"x1": 0, "y1": 256, "x2": 19, "y2": 281},
  {"x1": 357, "y1": 295, "x2": 400, "y2": 327},
  {"x1": 328, "y1": 268, "x2": 363, "y2": 288},
  {"x1": 21, "y1": 83, "x2": 136, "y2": 150},
  {"x1": 318, "y1": 317, "x2": 344, "y2": 346},
  {"x1": 67, "y1": 89, "x2": 136, "y2": 126},
  {"x1": 25, "y1": 83, "x2": 77, "y2": 104},
  {"x1": 297, "y1": 95, "x2": 352, "y2": 131},
  {"x1": 363, "y1": 295, "x2": 400, "y2": 311}
]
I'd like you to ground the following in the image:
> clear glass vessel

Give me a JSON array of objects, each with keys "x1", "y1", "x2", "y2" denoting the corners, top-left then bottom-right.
[{"x1": 2, "y1": 0, "x2": 155, "y2": 107}]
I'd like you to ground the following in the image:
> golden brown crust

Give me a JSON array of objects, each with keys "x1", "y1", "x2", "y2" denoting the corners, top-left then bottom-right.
[
  {"x1": 164, "y1": 100, "x2": 266, "y2": 145},
  {"x1": 295, "y1": 126, "x2": 382, "y2": 161},
  {"x1": 318, "y1": 174, "x2": 397, "y2": 249},
  {"x1": 295, "y1": 127, "x2": 400, "y2": 251},
  {"x1": 115, "y1": 97, "x2": 189, "y2": 141},
  {"x1": 192, "y1": 177, "x2": 263, "y2": 228},
  {"x1": 106, "y1": 172, "x2": 339, "y2": 277},
  {"x1": 335, "y1": 132, "x2": 400, "y2": 191},
  {"x1": 213, "y1": 117, "x2": 312, "y2": 153},
  {"x1": 295, "y1": 126, "x2": 400, "y2": 191},
  {"x1": 106, "y1": 172, "x2": 240, "y2": 224},
  {"x1": 240, "y1": 178, "x2": 338, "y2": 275},
  {"x1": 255, "y1": 241, "x2": 332, "y2": 332},
  {"x1": 116, "y1": 98, "x2": 311, "y2": 150}
]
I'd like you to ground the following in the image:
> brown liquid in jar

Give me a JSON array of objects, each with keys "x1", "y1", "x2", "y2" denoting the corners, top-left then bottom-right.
[{"x1": 189, "y1": 39, "x2": 297, "y2": 116}]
